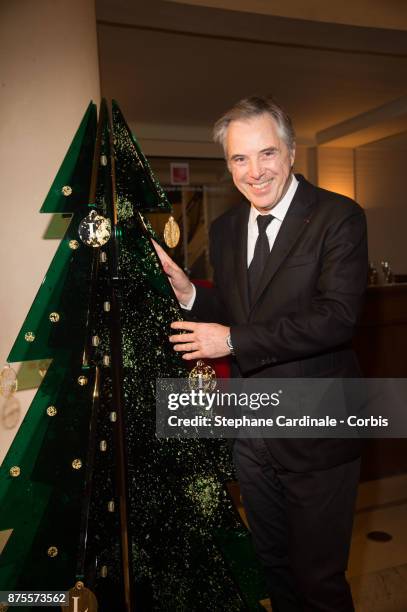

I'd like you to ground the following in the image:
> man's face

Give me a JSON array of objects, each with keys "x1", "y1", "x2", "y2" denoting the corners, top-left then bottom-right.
[{"x1": 226, "y1": 113, "x2": 295, "y2": 213}]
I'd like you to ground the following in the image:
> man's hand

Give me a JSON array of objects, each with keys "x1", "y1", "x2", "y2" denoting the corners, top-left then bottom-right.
[
  {"x1": 152, "y1": 239, "x2": 194, "y2": 305},
  {"x1": 169, "y1": 321, "x2": 231, "y2": 360}
]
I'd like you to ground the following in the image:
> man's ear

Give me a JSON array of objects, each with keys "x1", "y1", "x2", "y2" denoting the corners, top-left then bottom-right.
[{"x1": 290, "y1": 146, "x2": 296, "y2": 168}]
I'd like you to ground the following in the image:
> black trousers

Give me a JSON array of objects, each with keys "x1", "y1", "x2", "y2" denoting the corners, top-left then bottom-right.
[{"x1": 233, "y1": 438, "x2": 360, "y2": 612}]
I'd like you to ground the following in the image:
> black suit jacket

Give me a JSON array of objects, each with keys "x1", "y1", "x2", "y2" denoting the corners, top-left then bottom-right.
[{"x1": 191, "y1": 174, "x2": 368, "y2": 472}]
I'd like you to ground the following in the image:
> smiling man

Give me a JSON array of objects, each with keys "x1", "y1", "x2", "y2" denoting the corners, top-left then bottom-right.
[{"x1": 153, "y1": 96, "x2": 368, "y2": 611}]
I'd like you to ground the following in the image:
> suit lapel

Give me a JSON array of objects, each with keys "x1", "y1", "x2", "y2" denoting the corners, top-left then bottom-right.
[
  {"x1": 249, "y1": 175, "x2": 316, "y2": 311},
  {"x1": 232, "y1": 203, "x2": 250, "y2": 319}
]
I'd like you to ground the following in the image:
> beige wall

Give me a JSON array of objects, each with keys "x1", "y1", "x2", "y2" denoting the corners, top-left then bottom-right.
[{"x1": 0, "y1": 0, "x2": 100, "y2": 460}]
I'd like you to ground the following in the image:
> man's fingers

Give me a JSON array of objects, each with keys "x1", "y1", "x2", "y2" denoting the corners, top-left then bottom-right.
[
  {"x1": 170, "y1": 321, "x2": 196, "y2": 331},
  {"x1": 169, "y1": 333, "x2": 195, "y2": 343},
  {"x1": 173, "y1": 342, "x2": 198, "y2": 352},
  {"x1": 152, "y1": 239, "x2": 174, "y2": 268},
  {"x1": 182, "y1": 350, "x2": 202, "y2": 361}
]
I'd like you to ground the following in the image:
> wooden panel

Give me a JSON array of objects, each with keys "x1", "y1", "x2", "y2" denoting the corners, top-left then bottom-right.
[{"x1": 353, "y1": 284, "x2": 407, "y2": 480}]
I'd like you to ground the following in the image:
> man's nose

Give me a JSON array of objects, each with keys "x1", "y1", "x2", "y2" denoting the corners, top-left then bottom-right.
[{"x1": 248, "y1": 159, "x2": 263, "y2": 179}]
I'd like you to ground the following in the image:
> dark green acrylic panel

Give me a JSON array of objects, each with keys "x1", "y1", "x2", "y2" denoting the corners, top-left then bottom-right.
[
  {"x1": 112, "y1": 100, "x2": 171, "y2": 213},
  {"x1": 8, "y1": 215, "x2": 93, "y2": 362},
  {"x1": 0, "y1": 355, "x2": 95, "y2": 591},
  {"x1": 40, "y1": 103, "x2": 96, "y2": 214},
  {"x1": 9, "y1": 102, "x2": 97, "y2": 363}
]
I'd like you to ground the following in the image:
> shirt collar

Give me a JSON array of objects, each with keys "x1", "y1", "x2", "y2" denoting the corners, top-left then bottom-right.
[{"x1": 249, "y1": 174, "x2": 299, "y2": 225}]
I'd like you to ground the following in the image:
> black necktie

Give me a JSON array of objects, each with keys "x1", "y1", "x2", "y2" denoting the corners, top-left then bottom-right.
[{"x1": 248, "y1": 214, "x2": 274, "y2": 304}]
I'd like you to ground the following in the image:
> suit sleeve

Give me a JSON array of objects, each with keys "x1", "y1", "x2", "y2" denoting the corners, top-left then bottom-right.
[{"x1": 231, "y1": 209, "x2": 368, "y2": 375}]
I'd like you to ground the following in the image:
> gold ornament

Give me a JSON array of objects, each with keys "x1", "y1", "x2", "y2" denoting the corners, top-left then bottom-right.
[
  {"x1": 77, "y1": 375, "x2": 88, "y2": 386},
  {"x1": 49, "y1": 312, "x2": 60, "y2": 323},
  {"x1": 47, "y1": 546, "x2": 58, "y2": 557},
  {"x1": 100, "y1": 155, "x2": 108, "y2": 166},
  {"x1": 61, "y1": 185, "x2": 72, "y2": 196},
  {"x1": 100, "y1": 251, "x2": 107, "y2": 263},
  {"x1": 24, "y1": 331, "x2": 35, "y2": 342},
  {"x1": 69, "y1": 239, "x2": 80, "y2": 250},
  {"x1": 100, "y1": 440, "x2": 107, "y2": 451},
  {"x1": 102, "y1": 355, "x2": 110, "y2": 367},
  {"x1": 46, "y1": 406, "x2": 57, "y2": 417},
  {"x1": 78, "y1": 209, "x2": 111, "y2": 248},
  {"x1": 108, "y1": 501, "x2": 115, "y2": 512},
  {"x1": 109, "y1": 411, "x2": 117, "y2": 422},
  {"x1": 72, "y1": 459, "x2": 82, "y2": 470},
  {"x1": 100, "y1": 566, "x2": 108, "y2": 578},
  {"x1": 0, "y1": 365, "x2": 18, "y2": 397},
  {"x1": 67, "y1": 582, "x2": 98, "y2": 612},
  {"x1": 2, "y1": 395, "x2": 20, "y2": 430},
  {"x1": 103, "y1": 301, "x2": 110, "y2": 311},
  {"x1": 188, "y1": 360, "x2": 217, "y2": 392},
  {"x1": 164, "y1": 215, "x2": 180, "y2": 248},
  {"x1": 92, "y1": 335, "x2": 100, "y2": 347},
  {"x1": 9, "y1": 466, "x2": 20, "y2": 477}
]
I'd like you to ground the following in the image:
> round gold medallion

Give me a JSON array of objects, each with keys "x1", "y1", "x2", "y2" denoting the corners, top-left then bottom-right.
[
  {"x1": 188, "y1": 360, "x2": 217, "y2": 392},
  {"x1": 78, "y1": 210, "x2": 111, "y2": 248},
  {"x1": 69, "y1": 239, "x2": 80, "y2": 250},
  {"x1": 72, "y1": 458, "x2": 82, "y2": 470},
  {"x1": 9, "y1": 466, "x2": 20, "y2": 477},
  {"x1": 47, "y1": 546, "x2": 58, "y2": 557},
  {"x1": 77, "y1": 375, "x2": 88, "y2": 386},
  {"x1": 49, "y1": 312, "x2": 60, "y2": 323},
  {"x1": 61, "y1": 185, "x2": 72, "y2": 196},
  {"x1": 24, "y1": 331, "x2": 35, "y2": 342},
  {"x1": 163, "y1": 215, "x2": 180, "y2": 248},
  {"x1": 46, "y1": 406, "x2": 57, "y2": 417}
]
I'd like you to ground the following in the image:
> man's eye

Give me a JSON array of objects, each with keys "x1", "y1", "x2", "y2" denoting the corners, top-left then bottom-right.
[
  {"x1": 263, "y1": 150, "x2": 276, "y2": 157},
  {"x1": 233, "y1": 157, "x2": 245, "y2": 164}
]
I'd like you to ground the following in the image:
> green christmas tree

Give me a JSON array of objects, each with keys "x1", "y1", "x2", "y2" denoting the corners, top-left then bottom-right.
[{"x1": 0, "y1": 101, "x2": 266, "y2": 611}]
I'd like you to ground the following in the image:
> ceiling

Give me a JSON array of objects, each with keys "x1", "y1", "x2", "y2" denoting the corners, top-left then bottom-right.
[{"x1": 96, "y1": 0, "x2": 407, "y2": 154}]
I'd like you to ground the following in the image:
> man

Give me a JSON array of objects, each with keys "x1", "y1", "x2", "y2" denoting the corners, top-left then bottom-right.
[{"x1": 153, "y1": 96, "x2": 368, "y2": 611}]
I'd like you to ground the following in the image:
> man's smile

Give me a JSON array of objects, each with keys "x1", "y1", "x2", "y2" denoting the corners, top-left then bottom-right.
[{"x1": 250, "y1": 178, "x2": 273, "y2": 192}]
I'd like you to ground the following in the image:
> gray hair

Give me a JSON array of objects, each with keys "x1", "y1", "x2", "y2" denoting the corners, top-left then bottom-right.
[{"x1": 213, "y1": 96, "x2": 296, "y2": 155}]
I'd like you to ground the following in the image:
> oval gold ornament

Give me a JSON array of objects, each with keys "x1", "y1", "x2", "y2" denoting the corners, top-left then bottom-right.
[
  {"x1": 163, "y1": 216, "x2": 180, "y2": 248},
  {"x1": 0, "y1": 365, "x2": 18, "y2": 397}
]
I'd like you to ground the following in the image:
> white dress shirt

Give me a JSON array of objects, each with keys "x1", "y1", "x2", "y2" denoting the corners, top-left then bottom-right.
[
  {"x1": 182, "y1": 174, "x2": 299, "y2": 309},
  {"x1": 247, "y1": 174, "x2": 298, "y2": 266}
]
